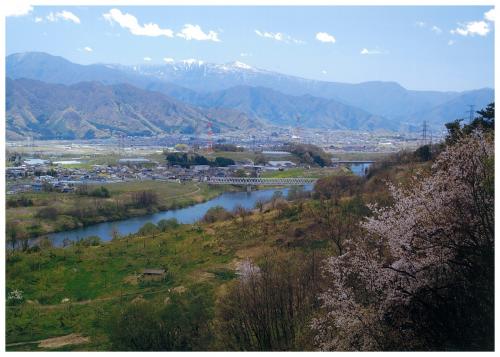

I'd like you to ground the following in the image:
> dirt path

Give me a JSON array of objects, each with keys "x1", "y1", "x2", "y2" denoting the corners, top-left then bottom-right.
[
  {"x1": 7, "y1": 333, "x2": 89, "y2": 349},
  {"x1": 167, "y1": 183, "x2": 201, "y2": 199},
  {"x1": 7, "y1": 287, "x2": 172, "y2": 311}
]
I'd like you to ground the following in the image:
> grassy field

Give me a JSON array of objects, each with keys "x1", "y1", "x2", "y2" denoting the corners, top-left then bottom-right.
[
  {"x1": 6, "y1": 202, "x2": 332, "y2": 350},
  {"x1": 260, "y1": 166, "x2": 351, "y2": 178},
  {"x1": 6, "y1": 181, "x2": 231, "y2": 239}
]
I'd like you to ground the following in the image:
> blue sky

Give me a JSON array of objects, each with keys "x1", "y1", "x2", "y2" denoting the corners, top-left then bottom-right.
[{"x1": 6, "y1": 5, "x2": 495, "y2": 91}]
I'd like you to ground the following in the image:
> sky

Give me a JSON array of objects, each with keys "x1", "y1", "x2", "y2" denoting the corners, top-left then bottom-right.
[{"x1": 5, "y1": 5, "x2": 496, "y2": 92}]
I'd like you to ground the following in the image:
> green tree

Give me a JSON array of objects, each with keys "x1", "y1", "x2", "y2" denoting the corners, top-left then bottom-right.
[
  {"x1": 138, "y1": 222, "x2": 160, "y2": 237},
  {"x1": 214, "y1": 157, "x2": 235, "y2": 167},
  {"x1": 445, "y1": 102, "x2": 494, "y2": 144},
  {"x1": 157, "y1": 218, "x2": 179, "y2": 232}
]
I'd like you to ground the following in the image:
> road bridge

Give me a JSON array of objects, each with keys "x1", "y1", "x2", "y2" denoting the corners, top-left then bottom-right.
[
  {"x1": 207, "y1": 177, "x2": 317, "y2": 186},
  {"x1": 332, "y1": 160, "x2": 375, "y2": 164}
]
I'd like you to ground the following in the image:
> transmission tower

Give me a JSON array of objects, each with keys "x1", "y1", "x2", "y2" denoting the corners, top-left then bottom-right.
[
  {"x1": 421, "y1": 120, "x2": 428, "y2": 146},
  {"x1": 294, "y1": 114, "x2": 302, "y2": 143},
  {"x1": 467, "y1": 104, "x2": 475, "y2": 124}
]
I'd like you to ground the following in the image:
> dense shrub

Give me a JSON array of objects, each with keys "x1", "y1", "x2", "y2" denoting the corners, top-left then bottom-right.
[
  {"x1": 36, "y1": 206, "x2": 59, "y2": 220},
  {"x1": 137, "y1": 222, "x2": 160, "y2": 236},
  {"x1": 6, "y1": 196, "x2": 33, "y2": 208},
  {"x1": 202, "y1": 206, "x2": 233, "y2": 223},
  {"x1": 76, "y1": 235, "x2": 102, "y2": 247},
  {"x1": 215, "y1": 253, "x2": 323, "y2": 350},
  {"x1": 157, "y1": 218, "x2": 180, "y2": 232},
  {"x1": 313, "y1": 175, "x2": 363, "y2": 200},
  {"x1": 214, "y1": 157, "x2": 235, "y2": 167},
  {"x1": 108, "y1": 287, "x2": 213, "y2": 350},
  {"x1": 89, "y1": 186, "x2": 111, "y2": 198},
  {"x1": 282, "y1": 143, "x2": 331, "y2": 167}
]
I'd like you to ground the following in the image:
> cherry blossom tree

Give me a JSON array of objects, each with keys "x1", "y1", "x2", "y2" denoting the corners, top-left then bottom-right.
[{"x1": 313, "y1": 132, "x2": 494, "y2": 351}]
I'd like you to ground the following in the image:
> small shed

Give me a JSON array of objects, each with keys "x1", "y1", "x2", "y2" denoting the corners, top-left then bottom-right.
[{"x1": 141, "y1": 268, "x2": 166, "y2": 281}]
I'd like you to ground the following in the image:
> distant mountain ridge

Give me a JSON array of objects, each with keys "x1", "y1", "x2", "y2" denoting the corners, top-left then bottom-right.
[
  {"x1": 6, "y1": 52, "x2": 495, "y2": 139},
  {"x1": 114, "y1": 58, "x2": 490, "y2": 120},
  {"x1": 6, "y1": 78, "x2": 261, "y2": 140},
  {"x1": 174, "y1": 85, "x2": 393, "y2": 131}
]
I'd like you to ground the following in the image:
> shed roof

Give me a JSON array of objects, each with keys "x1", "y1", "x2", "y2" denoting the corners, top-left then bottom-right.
[{"x1": 142, "y1": 268, "x2": 166, "y2": 275}]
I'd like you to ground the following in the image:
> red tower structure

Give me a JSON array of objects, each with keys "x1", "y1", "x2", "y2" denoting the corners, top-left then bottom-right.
[{"x1": 206, "y1": 121, "x2": 214, "y2": 153}]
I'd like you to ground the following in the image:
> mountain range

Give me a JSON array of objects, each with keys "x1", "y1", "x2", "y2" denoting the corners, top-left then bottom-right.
[
  {"x1": 6, "y1": 78, "x2": 260, "y2": 140},
  {"x1": 6, "y1": 52, "x2": 495, "y2": 140}
]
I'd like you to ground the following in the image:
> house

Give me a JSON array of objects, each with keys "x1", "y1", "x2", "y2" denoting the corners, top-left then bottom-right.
[
  {"x1": 6, "y1": 167, "x2": 26, "y2": 178},
  {"x1": 261, "y1": 151, "x2": 292, "y2": 156},
  {"x1": 192, "y1": 165, "x2": 211, "y2": 172},
  {"x1": 267, "y1": 161, "x2": 296, "y2": 168},
  {"x1": 24, "y1": 158, "x2": 50, "y2": 166},
  {"x1": 141, "y1": 268, "x2": 166, "y2": 281}
]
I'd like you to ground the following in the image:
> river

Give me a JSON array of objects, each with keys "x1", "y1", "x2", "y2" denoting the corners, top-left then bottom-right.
[
  {"x1": 47, "y1": 185, "x2": 311, "y2": 246},
  {"x1": 44, "y1": 162, "x2": 370, "y2": 246}
]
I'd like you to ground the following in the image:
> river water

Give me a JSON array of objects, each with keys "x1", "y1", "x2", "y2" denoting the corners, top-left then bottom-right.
[
  {"x1": 45, "y1": 162, "x2": 370, "y2": 246},
  {"x1": 47, "y1": 186, "x2": 311, "y2": 246}
]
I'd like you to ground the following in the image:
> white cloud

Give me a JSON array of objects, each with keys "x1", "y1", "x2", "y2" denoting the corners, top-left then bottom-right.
[
  {"x1": 255, "y1": 29, "x2": 284, "y2": 41},
  {"x1": 416, "y1": 21, "x2": 444, "y2": 35},
  {"x1": 484, "y1": 8, "x2": 495, "y2": 22},
  {"x1": 5, "y1": 2, "x2": 33, "y2": 17},
  {"x1": 163, "y1": 57, "x2": 174, "y2": 63},
  {"x1": 143, "y1": 57, "x2": 152, "y2": 62},
  {"x1": 46, "y1": 10, "x2": 80, "y2": 24},
  {"x1": 315, "y1": 32, "x2": 336, "y2": 43},
  {"x1": 431, "y1": 25, "x2": 442, "y2": 34},
  {"x1": 58, "y1": 10, "x2": 80, "y2": 24},
  {"x1": 451, "y1": 21, "x2": 490, "y2": 37},
  {"x1": 84, "y1": 46, "x2": 93, "y2": 52},
  {"x1": 321, "y1": 70, "x2": 327, "y2": 75},
  {"x1": 103, "y1": 8, "x2": 173, "y2": 38},
  {"x1": 240, "y1": 52, "x2": 252, "y2": 57},
  {"x1": 255, "y1": 29, "x2": 304, "y2": 44},
  {"x1": 176, "y1": 24, "x2": 220, "y2": 42},
  {"x1": 360, "y1": 48, "x2": 383, "y2": 55},
  {"x1": 448, "y1": 40, "x2": 456, "y2": 46},
  {"x1": 34, "y1": 17, "x2": 43, "y2": 23}
]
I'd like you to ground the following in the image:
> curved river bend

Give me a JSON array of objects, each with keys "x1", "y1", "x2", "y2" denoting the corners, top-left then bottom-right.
[{"x1": 48, "y1": 186, "x2": 312, "y2": 246}]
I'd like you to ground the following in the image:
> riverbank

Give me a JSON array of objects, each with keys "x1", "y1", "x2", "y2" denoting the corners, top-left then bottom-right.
[
  {"x1": 6, "y1": 181, "x2": 235, "y2": 244},
  {"x1": 46, "y1": 185, "x2": 309, "y2": 245}
]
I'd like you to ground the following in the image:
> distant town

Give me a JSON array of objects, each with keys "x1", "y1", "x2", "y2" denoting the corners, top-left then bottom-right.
[{"x1": 6, "y1": 128, "x2": 421, "y2": 195}]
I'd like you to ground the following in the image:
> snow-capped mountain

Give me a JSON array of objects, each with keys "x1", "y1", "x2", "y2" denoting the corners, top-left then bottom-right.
[{"x1": 6, "y1": 52, "x2": 494, "y2": 132}]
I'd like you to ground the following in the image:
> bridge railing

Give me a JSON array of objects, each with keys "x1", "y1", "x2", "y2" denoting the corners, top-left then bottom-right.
[{"x1": 206, "y1": 177, "x2": 317, "y2": 186}]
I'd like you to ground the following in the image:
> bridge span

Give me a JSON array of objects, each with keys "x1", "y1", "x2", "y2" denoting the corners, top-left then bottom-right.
[{"x1": 207, "y1": 177, "x2": 317, "y2": 186}]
